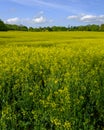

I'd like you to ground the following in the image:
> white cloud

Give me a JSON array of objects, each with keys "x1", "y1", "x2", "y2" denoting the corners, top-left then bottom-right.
[
  {"x1": 6, "y1": 17, "x2": 20, "y2": 24},
  {"x1": 5, "y1": 14, "x2": 52, "y2": 26},
  {"x1": 32, "y1": 16, "x2": 46, "y2": 24},
  {"x1": 67, "y1": 15, "x2": 79, "y2": 19},
  {"x1": 80, "y1": 15, "x2": 96, "y2": 22},
  {"x1": 67, "y1": 14, "x2": 104, "y2": 24},
  {"x1": 98, "y1": 15, "x2": 104, "y2": 22}
]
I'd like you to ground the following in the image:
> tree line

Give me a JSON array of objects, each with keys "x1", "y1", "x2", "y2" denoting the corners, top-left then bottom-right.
[{"x1": 1, "y1": 19, "x2": 104, "y2": 32}]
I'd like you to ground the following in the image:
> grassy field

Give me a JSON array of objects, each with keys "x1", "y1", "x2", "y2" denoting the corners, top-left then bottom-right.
[{"x1": 0, "y1": 31, "x2": 104, "y2": 130}]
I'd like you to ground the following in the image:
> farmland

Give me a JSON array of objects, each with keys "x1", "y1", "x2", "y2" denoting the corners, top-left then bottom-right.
[{"x1": 0, "y1": 31, "x2": 104, "y2": 130}]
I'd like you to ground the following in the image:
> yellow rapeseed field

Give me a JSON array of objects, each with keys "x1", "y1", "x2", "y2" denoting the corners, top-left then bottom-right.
[{"x1": 0, "y1": 31, "x2": 104, "y2": 130}]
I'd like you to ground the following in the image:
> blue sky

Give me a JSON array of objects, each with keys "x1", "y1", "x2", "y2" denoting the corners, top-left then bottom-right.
[{"x1": 0, "y1": 0, "x2": 104, "y2": 27}]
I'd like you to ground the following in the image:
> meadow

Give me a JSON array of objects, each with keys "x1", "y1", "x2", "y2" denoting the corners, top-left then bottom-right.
[{"x1": 0, "y1": 31, "x2": 104, "y2": 130}]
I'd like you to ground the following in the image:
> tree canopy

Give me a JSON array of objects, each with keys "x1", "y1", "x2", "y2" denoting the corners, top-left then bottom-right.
[
  {"x1": 1, "y1": 19, "x2": 104, "y2": 32},
  {"x1": 0, "y1": 19, "x2": 8, "y2": 31}
]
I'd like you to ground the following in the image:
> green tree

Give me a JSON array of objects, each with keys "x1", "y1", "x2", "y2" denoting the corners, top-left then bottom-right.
[
  {"x1": 100, "y1": 24, "x2": 104, "y2": 31},
  {"x1": 6, "y1": 24, "x2": 19, "y2": 30},
  {"x1": 0, "y1": 19, "x2": 7, "y2": 31},
  {"x1": 18, "y1": 25, "x2": 28, "y2": 31},
  {"x1": 29, "y1": 27, "x2": 34, "y2": 32}
]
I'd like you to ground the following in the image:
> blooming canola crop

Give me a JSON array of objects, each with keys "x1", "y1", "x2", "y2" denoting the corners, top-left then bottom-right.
[{"x1": 0, "y1": 31, "x2": 104, "y2": 129}]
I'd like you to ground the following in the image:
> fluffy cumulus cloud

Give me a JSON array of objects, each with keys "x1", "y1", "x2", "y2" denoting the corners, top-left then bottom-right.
[
  {"x1": 5, "y1": 14, "x2": 53, "y2": 26},
  {"x1": 6, "y1": 17, "x2": 20, "y2": 24},
  {"x1": 67, "y1": 14, "x2": 104, "y2": 23},
  {"x1": 32, "y1": 16, "x2": 46, "y2": 24},
  {"x1": 80, "y1": 15, "x2": 96, "y2": 22}
]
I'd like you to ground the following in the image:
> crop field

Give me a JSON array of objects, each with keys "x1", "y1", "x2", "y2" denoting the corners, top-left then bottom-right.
[{"x1": 0, "y1": 31, "x2": 104, "y2": 130}]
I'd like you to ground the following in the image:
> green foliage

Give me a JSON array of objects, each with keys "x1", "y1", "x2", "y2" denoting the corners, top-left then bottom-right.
[
  {"x1": 0, "y1": 32, "x2": 104, "y2": 129},
  {"x1": 6, "y1": 24, "x2": 28, "y2": 31},
  {"x1": 100, "y1": 24, "x2": 104, "y2": 31},
  {"x1": 0, "y1": 19, "x2": 7, "y2": 31},
  {"x1": 0, "y1": 19, "x2": 104, "y2": 32}
]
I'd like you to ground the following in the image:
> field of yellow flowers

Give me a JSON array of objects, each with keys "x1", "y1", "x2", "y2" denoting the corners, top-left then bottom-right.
[{"x1": 0, "y1": 31, "x2": 104, "y2": 130}]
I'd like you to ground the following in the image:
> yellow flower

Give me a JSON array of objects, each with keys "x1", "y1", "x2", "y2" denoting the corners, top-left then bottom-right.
[
  {"x1": 29, "y1": 92, "x2": 33, "y2": 96},
  {"x1": 55, "y1": 80, "x2": 58, "y2": 84},
  {"x1": 64, "y1": 121, "x2": 71, "y2": 129}
]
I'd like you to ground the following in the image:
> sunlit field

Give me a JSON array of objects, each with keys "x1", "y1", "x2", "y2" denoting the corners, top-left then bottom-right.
[{"x1": 0, "y1": 31, "x2": 104, "y2": 130}]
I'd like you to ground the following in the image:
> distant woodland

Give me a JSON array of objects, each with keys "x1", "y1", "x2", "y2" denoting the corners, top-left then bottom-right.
[{"x1": 1, "y1": 19, "x2": 104, "y2": 32}]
